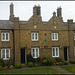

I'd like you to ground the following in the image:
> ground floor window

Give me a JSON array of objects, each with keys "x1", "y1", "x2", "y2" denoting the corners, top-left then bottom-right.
[
  {"x1": 52, "y1": 47, "x2": 59, "y2": 57},
  {"x1": 31, "y1": 48, "x2": 39, "y2": 58},
  {"x1": 1, "y1": 48, "x2": 10, "y2": 60}
]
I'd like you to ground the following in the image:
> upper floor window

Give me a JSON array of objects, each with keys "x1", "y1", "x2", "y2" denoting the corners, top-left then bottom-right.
[
  {"x1": 31, "y1": 48, "x2": 39, "y2": 58},
  {"x1": 74, "y1": 33, "x2": 75, "y2": 40},
  {"x1": 51, "y1": 33, "x2": 58, "y2": 41},
  {"x1": 52, "y1": 47, "x2": 59, "y2": 57},
  {"x1": 31, "y1": 32, "x2": 38, "y2": 41},
  {"x1": 1, "y1": 32, "x2": 9, "y2": 41},
  {"x1": 1, "y1": 48, "x2": 10, "y2": 60}
]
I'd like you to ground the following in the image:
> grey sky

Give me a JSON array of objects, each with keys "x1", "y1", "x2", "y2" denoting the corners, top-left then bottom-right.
[{"x1": 0, "y1": 1, "x2": 75, "y2": 22}]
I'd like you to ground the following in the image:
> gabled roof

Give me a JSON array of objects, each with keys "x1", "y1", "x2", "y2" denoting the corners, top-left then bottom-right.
[{"x1": 0, "y1": 20, "x2": 14, "y2": 29}]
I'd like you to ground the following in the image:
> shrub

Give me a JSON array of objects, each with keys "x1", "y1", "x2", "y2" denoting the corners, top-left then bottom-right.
[
  {"x1": 28, "y1": 62, "x2": 34, "y2": 67},
  {"x1": 27, "y1": 54, "x2": 41, "y2": 64},
  {"x1": 55, "y1": 58, "x2": 62, "y2": 62},
  {"x1": 42, "y1": 57, "x2": 52, "y2": 66},
  {"x1": 56, "y1": 62, "x2": 63, "y2": 66},
  {"x1": 3, "y1": 66, "x2": 8, "y2": 70},
  {"x1": 5, "y1": 59, "x2": 14, "y2": 67},
  {"x1": 9, "y1": 65, "x2": 14, "y2": 69},
  {"x1": 34, "y1": 63, "x2": 40, "y2": 67},
  {"x1": 27, "y1": 54, "x2": 35, "y2": 63},
  {"x1": 63, "y1": 61, "x2": 68, "y2": 65},
  {"x1": 70, "y1": 60, "x2": 75, "y2": 64},
  {"x1": 0, "y1": 65, "x2": 2, "y2": 71},
  {"x1": 15, "y1": 63, "x2": 22, "y2": 69},
  {"x1": 0, "y1": 59, "x2": 6, "y2": 67}
]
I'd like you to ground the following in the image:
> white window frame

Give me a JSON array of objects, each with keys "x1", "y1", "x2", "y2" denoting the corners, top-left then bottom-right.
[
  {"x1": 31, "y1": 32, "x2": 38, "y2": 41},
  {"x1": 1, "y1": 48, "x2": 10, "y2": 60},
  {"x1": 52, "y1": 47, "x2": 59, "y2": 57},
  {"x1": 51, "y1": 33, "x2": 58, "y2": 41},
  {"x1": 74, "y1": 47, "x2": 75, "y2": 56},
  {"x1": 74, "y1": 33, "x2": 75, "y2": 40},
  {"x1": 31, "y1": 48, "x2": 39, "y2": 58},
  {"x1": 1, "y1": 32, "x2": 10, "y2": 41}
]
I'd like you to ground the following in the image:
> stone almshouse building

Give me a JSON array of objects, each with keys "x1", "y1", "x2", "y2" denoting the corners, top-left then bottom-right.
[{"x1": 0, "y1": 3, "x2": 75, "y2": 64}]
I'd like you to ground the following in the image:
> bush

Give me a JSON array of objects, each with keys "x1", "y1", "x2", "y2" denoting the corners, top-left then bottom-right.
[
  {"x1": 56, "y1": 62, "x2": 63, "y2": 66},
  {"x1": 5, "y1": 59, "x2": 14, "y2": 67},
  {"x1": 34, "y1": 63, "x2": 40, "y2": 67},
  {"x1": 9, "y1": 65, "x2": 14, "y2": 69},
  {"x1": 70, "y1": 60, "x2": 75, "y2": 64},
  {"x1": 27, "y1": 54, "x2": 35, "y2": 63},
  {"x1": 42, "y1": 57, "x2": 52, "y2": 66},
  {"x1": 0, "y1": 59, "x2": 6, "y2": 67},
  {"x1": 15, "y1": 63, "x2": 22, "y2": 69},
  {"x1": 0, "y1": 65, "x2": 2, "y2": 71},
  {"x1": 55, "y1": 58, "x2": 62, "y2": 62},
  {"x1": 3, "y1": 66, "x2": 8, "y2": 70},
  {"x1": 28, "y1": 62, "x2": 34, "y2": 67},
  {"x1": 63, "y1": 61, "x2": 68, "y2": 65},
  {"x1": 27, "y1": 54, "x2": 41, "y2": 64}
]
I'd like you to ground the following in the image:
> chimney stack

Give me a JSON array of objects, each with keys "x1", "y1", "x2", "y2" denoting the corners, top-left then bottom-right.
[
  {"x1": 9, "y1": 2, "x2": 14, "y2": 21},
  {"x1": 57, "y1": 6, "x2": 63, "y2": 21},
  {"x1": 33, "y1": 4, "x2": 41, "y2": 16}
]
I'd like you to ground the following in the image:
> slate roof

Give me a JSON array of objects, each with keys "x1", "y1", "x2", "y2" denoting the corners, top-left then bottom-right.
[
  {"x1": 0, "y1": 20, "x2": 75, "y2": 30},
  {"x1": 0, "y1": 20, "x2": 14, "y2": 29}
]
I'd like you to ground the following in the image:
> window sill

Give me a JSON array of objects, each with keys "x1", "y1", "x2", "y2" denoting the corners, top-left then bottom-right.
[
  {"x1": 52, "y1": 40, "x2": 58, "y2": 41},
  {"x1": 33, "y1": 57, "x2": 39, "y2": 59},
  {"x1": 3, "y1": 58, "x2": 10, "y2": 60},
  {"x1": 31, "y1": 40, "x2": 39, "y2": 42},
  {"x1": 2, "y1": 41, "x2": 10, "y2": 43},
  {"x1": 52, "y1": 56, "x2": 59, "y2": 58}
]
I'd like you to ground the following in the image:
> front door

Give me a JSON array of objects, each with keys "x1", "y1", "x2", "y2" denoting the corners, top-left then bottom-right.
[
  {"x1": 21, "y1": 48, "x2": 25, "y2": 63},
  {"x1": 64, "y1": 47, "x2": 68, "y2": 61}
]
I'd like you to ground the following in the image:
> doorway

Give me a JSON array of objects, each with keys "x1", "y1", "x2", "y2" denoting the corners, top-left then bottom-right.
[
  {"x1": 64, "y1": 47, "x2": 68, "y2": 61},
  {"x1": 21, "y1": 48, "x2": 26, "y2": 63}
]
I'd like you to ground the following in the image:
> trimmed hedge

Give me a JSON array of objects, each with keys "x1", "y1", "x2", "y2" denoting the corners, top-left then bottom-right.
[
  {"x1": 15, "y1": 63, "x2": 22, "y2": 69},
  {"x1": 70, "y1": 60, "x2": 75, "y2": 64},
  {"x1": 0, "y1": 65, "x2": 2, "y2": 71},
  {"x1": 63, "y1": 61, "x2": 68, "y2": 65},
  {"x1": 28, "y1": 62, "x2": 34, "y2": 67}
]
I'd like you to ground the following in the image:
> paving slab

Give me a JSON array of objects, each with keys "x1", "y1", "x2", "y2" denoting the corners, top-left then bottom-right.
[{"x1": 51, "y1": 66, "x2": 74, "y2": 74}]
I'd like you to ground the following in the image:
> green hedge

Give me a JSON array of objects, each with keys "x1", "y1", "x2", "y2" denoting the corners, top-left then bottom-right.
[
  {"x1": 0, "y1": 65, "x2": 2, "y2": 71},
  {"x1": 15, "y1": 63, "x2": 22, "y2": 69},
  {"x1": 28, "y1": 62, "x2": 34, "y2": 67}
]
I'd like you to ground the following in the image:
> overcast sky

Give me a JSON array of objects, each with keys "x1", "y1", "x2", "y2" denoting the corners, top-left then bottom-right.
[{"x1": 0, "y1": 1, "x2": 75, "y2": 22}]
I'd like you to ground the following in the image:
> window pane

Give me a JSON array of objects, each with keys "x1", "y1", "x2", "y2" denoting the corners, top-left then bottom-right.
[
  {"x1": 36, "y1": 48, "x2": 38, "y2": 57},
  {"x1": 35, "y1": 33, "x2": 37, "y2": 40},
  {"x1": 2, "y1": 33, "x2": 5, "y2": 40},
  {"x1": 32, "y1": 33, "x2": 34, "y2": 40},
  {"x1": 6, "y1": 50, "x2": 9, "y2": 58},
  {"x1": 52, "y1": 33, "x2": 54, "y2": 39},
  {"x1": 56, "y1": 48, "x2": 58, "y2": 56},
  {"x1": 32, "y1": 49, "x2": 35, "y2": 57},
  {"x1": 6, "y1": 33, "x2": 8, "y2": 40},
  {"x1": 55, "y1": 33, "x2": 57, "y2": 39},
  {"x1": 53, "y1": 48, "x2": 55, "y2": 56},
  {"x1": 2, "y1": 50, "x2": 5, "y2": 58}
]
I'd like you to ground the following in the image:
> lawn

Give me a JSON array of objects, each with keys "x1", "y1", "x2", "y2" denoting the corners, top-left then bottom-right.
[
  {"x1": 61, "y1": 65, "x2": 75, "y2": 73},
  {"x1": 0, "y1": 67, "x2": 61, "y2": 74}
]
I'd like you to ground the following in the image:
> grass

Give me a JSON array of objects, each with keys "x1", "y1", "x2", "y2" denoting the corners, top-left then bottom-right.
[
  {"x1": 61, "y1": 65, "x2": 75, "y2": 73},
  {"x1": 0, "y1": 67, "x2": 62, "y2": 74}
]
